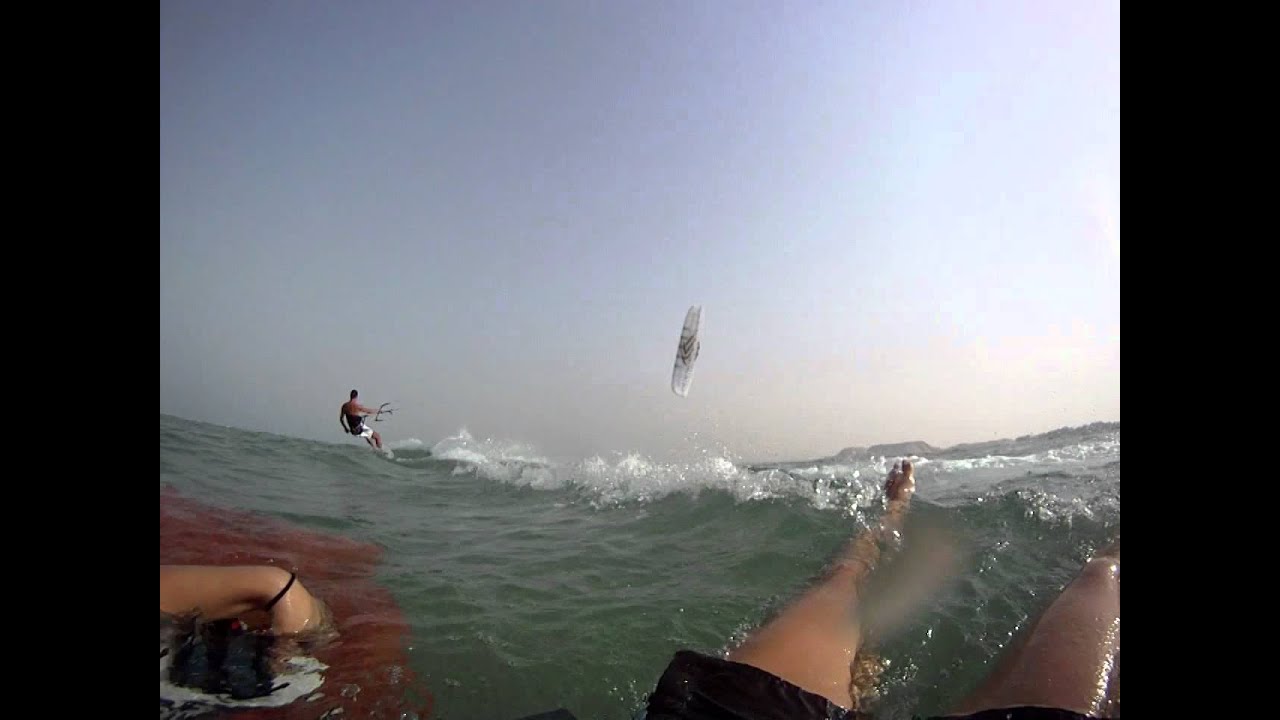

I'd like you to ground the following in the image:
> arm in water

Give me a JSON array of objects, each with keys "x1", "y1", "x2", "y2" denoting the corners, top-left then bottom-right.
[{"x1": 160, "y1": 565, "x2": 328, "y2": 636}]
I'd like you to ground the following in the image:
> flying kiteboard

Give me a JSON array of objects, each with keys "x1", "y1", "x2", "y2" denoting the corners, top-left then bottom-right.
[{"x1": 671, "y1": 305, "x2": 702, "y2": 397}]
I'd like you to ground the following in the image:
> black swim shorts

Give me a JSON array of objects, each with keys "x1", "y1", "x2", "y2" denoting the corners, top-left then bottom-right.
[
  {"x1": 928, "y1": 709, "x2": 1114, "y2": 720},
  {"x1": 644, "y1": 650, "x2": 860, "y2": 720},
  {"x1": 643, "y1": 650, "x2": 1114, "y2": 720}
]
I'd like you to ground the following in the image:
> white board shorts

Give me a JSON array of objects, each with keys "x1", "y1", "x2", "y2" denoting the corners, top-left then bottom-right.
[{"x1": 353, "y1": 422, "x2": 374, "y2": 439}]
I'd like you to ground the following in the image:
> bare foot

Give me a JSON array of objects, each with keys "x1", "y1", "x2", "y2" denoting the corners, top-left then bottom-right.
[{"x1": 884, "y1": 459, "x2": 915, "y2": 503}]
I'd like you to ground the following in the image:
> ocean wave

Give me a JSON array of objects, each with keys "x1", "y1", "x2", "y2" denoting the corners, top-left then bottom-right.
[
  {"x1": 436, "y1": 438, "x2": 1117, "y2": 523},
  {"x1": 160, "y1": 415, "x2": 1120, "y2": 524}
]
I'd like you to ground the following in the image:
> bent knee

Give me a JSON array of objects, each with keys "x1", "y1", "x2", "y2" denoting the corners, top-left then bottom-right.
[{"x1": 1077, "y1": 556, "x2": 1120, "y2": 588}]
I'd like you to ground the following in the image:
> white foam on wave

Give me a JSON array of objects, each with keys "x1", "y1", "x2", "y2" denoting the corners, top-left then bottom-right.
[
  {"x1": 441, "y1": 446, "x2": 886, "y2": 516},
  {"x1": 429, "y1": 428, "x2": 546, "y2": 463},
  {"x1": 414, "y1": 427, "x2": 1119, "y2": 521},
  {"x1": 976, "y1": 483, "x2": 1120, "y2": 525},
  {"x1": 429, "y1": 428, "x2": 558, "y2": 485},
  {"x1": 934, "y1": 436, "x2": 1120, "y2": 473}
]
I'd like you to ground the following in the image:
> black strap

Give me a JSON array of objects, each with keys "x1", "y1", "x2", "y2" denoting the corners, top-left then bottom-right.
[{"x1": 263, "y1": 572, "x2": 297, "y2": 611}]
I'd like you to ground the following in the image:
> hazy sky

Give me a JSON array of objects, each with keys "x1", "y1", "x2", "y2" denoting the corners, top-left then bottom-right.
[{"x1": 160, "y1": 0, "x2": 1119, "y2": 462}]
